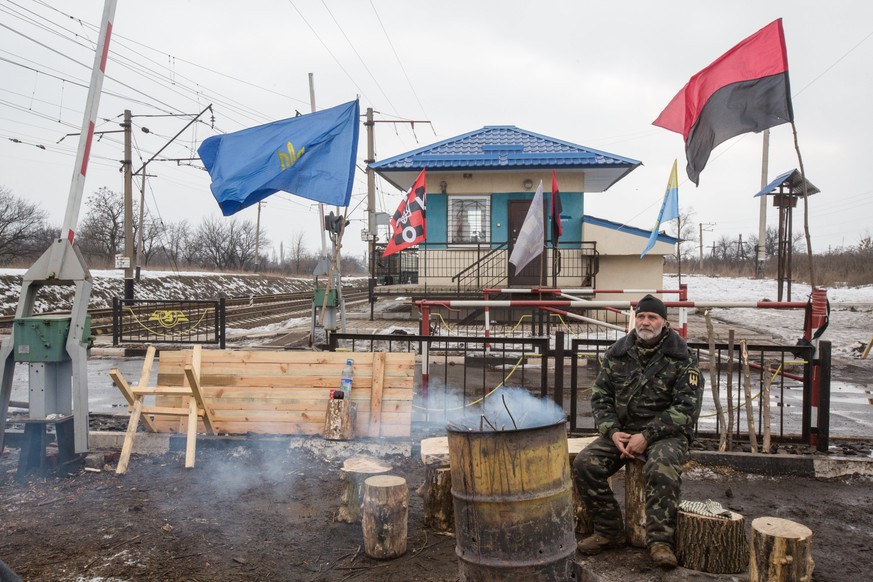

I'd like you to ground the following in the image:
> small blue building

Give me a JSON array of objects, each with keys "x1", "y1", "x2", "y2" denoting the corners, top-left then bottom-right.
[{"x1": 370, "y1": 125, "x2": 675, "y2": 294}]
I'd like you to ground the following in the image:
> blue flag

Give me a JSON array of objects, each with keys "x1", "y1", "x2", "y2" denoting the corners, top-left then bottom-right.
[
  {"x1": 198, "y1": 100, "x2": 360, "y2": 216},
  {"x1": 641, "y1": 159, "x2": 679, "y2": 258}
]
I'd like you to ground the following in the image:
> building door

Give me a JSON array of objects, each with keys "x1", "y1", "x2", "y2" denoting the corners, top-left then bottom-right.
[{"x1": 508, "y1": 199, "x2": 544, "y2": 286}]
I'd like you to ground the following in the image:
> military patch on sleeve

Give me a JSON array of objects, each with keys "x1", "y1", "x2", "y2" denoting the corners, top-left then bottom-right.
[{"x1": 688, "y1": 370, "x2": 699, "y2": 387}]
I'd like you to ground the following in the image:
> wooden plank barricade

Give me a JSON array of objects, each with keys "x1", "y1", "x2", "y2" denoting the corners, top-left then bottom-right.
[{"x1": 109, "y1": 349, "x2": 415, "y2": 471}]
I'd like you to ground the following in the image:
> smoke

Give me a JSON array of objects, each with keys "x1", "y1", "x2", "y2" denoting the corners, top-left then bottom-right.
[{"x1": 439, "y1": 386, "x2": 565, "y2": 432}]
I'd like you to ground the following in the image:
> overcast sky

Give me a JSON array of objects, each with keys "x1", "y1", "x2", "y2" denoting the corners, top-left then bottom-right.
[{"x1": 1, "y1": 0, "x2": 870, "y2": 266}]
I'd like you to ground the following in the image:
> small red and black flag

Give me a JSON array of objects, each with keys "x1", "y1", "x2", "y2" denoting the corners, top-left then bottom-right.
[
  {"x1": 550, "y1": 169, "x2": 562, "y2": 247},
  {"x1": 383, "y1": 168, "x2": 426, "y2": 258}
]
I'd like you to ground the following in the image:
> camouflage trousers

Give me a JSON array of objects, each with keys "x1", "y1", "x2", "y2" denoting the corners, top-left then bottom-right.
[{"x1": 572, "y1": 435, "x2": 688, "y2": 547}]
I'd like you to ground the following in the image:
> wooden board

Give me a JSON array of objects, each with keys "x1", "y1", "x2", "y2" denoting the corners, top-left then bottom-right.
[{"x1": 145, "y1": 349, "x2": 414, "y2": 437}]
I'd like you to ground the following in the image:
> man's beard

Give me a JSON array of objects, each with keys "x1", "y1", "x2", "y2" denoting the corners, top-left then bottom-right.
[{"x1": 636, "y1": 326, "x2": 663, "y2": 342}]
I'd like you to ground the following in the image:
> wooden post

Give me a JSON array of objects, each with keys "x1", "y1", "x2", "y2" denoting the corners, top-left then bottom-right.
[
  {"x1": 676, "y1": 509, "x2": 748, "y2": 574},
  {"x1": 323, "y1": 399, "x2": 355, "y2": 440},
  {"x1": 705, "y1": 310, "x2": 728, "y2": 451},
  {"x1": 740, "y1": 340, "x2": 759, "y2": 452},
  {"x1": 727, "y1": 329, "x2": 735, "y2": 449},
  {"x1": 362, "y1": 475, "x2": 408, "y2": 559},
  {"x1": 336, "y1": 455, "x2": 392, "y2": 523},
  {"x1": 762, "y1": 360, "x2": 775, "y2": 453},
  {"x1": 624, "y1": 459, "x2": 646, "y2": 547},
  {"x1": 750, "y1": 517, "x2": 814, "y2": 581},
  {"x1": 417, "y1": 465, "x2": 453, "y2": 531}
]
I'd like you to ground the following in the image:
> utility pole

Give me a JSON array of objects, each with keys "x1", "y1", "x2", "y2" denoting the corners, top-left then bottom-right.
[
  {"x1": 310, "y1": 74, "x2": 328, "y2": 266},
  {"x1": 699, "y1": 222, "x2": 715, "y2": 268},
  {"x1": 363, "y1": 108, "x2": 432, "y2": 320},
  {"x1": 131, "y1": 104, "x2": 213, "y2": 284},
  {"x1": 122, "y1": 109, "x2": 134, "y2": 300},
  {"x1": 255, "y1": 201, "x2": 262, "y2": 272},
  {"x1": 365, "y1": 107, "x2": 376, "y2": 319},
  {"x1": 756, "y1": 128, "x2": 770, "y2": 278}
]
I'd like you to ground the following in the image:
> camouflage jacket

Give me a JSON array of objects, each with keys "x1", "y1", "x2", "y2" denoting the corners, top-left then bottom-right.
[{"x1": 591, "y1": 326, "x2": 703, "y2": 444}]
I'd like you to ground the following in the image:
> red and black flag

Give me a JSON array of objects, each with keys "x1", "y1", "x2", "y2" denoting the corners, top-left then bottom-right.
[
  {"x1": 653, "y1": 19, "x2": 793, "y2": 185},
  {"x1": 550, "y1": 169, "x2": 562, "y2": 247},
  {"x1": 383, "y1": 169, "x2": 426, "y2": 258}
]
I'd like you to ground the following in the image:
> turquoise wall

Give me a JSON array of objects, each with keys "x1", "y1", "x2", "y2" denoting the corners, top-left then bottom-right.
[{"x1": 424, "y1": 191, "x2": 584, "y2": 248}]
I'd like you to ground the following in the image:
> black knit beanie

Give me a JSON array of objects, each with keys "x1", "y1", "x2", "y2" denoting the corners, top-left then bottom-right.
[{"x1": 635, "y1": 294, "x2": 667, "y2": 319}]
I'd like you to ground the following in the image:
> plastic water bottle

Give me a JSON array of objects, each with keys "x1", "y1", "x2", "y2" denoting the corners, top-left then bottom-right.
[{"x1": 340, "y1": 358, "x2": 354, "y2": 396}]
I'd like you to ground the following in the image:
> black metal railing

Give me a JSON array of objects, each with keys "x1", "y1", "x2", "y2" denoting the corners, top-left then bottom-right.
[
  {"x1": 329, "y1": 331, "x2": 831, "y2": 448},
  {"x1": 565, "y1": 337, "x2": 824, "y2": 446},
  {"x1": 371, "y1": 240, "x2": 599, "y2": 292},
  {"x1": 112, "y1": 297, "x2": 226, "y2": 348},
  {"x1": 426, "y1": 304, "x2": 628, "y2": 343},
  {"x1": 328, "y1": 333, "x2": 550, "y2": 425}
]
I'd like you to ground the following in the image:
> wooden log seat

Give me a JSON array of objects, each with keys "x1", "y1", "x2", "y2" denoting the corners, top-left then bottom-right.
[
  {"x1": 362, "y1": 475, "x2": 409, "y2": 559},
  {"x1": 676, "y1": 500, "x2": 748, "y2": 574},
  {"x1": 337, "y1": 455, "x2": 392, "y2": 524},
  {"x1": 750, "y1": 516, "x2": 814, "y2": 581}
]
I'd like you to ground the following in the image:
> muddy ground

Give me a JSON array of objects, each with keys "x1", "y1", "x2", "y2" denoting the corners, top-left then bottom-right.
[{"x1": 1, "y1": 427, "x2": 872, "y2": 582}]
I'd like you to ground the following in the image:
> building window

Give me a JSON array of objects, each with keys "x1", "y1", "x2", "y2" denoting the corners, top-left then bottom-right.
[{"x1": 448, "y1": 197, "x2": 490, "y2": 244}]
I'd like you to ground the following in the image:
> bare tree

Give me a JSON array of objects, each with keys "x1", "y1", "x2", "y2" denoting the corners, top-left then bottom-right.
[
  {"x1": 78, "y1": 187, "x2": 131, "y2": 264},
  {"x1": 288, "y1": 230, "x2": 308, "y2": 274},
  {"x1": 0, "y1": 186, "x2": 49, "y2": 261},
  {"x1": 139, "y1": 215, "x2": 164, "y2": 266},
  {"x1": 673, "y1": 207, "x2": 697, "y2": 262},
  {"x1": 159, "y1": 219, "x2": 192, "y2": 267},
  {"x1": 192, "y1": 216, "x2": 264, "y2": 271}
]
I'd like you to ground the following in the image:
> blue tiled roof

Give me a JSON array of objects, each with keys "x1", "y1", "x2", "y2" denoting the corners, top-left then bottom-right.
[
  {"x1": 370, "y1": 126, "x2": 641, "y2": 172},
  {"x1": 754, "y1": 169, "x2": 820, "y2": 197},
  {"x1": 583, "y1": 215, "x2": 677, "y2": 243}
]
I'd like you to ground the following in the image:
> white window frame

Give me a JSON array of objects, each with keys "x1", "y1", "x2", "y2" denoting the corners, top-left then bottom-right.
[{"x1": 448, "y1": 196, "x2": 490, "y2": 245}]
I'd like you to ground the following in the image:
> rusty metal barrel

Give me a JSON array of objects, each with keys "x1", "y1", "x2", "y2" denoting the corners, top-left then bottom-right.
[{"x1": 448, "y1": 417, "x2": 576, "y2": 581}]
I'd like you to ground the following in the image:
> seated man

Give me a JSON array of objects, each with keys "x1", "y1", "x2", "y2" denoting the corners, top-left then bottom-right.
[{"x1": 573, "y1": 294, "x2": 703, "y2": 568}]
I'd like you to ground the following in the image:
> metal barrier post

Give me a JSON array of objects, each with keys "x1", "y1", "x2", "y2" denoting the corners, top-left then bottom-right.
[
  {"x1": 218, "y1": 298, "x2": 226, "y2": 349},
  {"x1": 112, "y1": 297, "x2": 119, "y2": 346},
  {"x1": 816, "y1": 341, "x2": 831, "y2": 452},
  {"x1": 554, "y1": 331, "x2": 564, "y2": 406},
  {"x1": 569, "y1": 339, "x2": 579, "y2": 432}
]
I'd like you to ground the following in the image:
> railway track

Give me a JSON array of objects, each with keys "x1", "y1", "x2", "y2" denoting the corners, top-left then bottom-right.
[{"x1": 0, "y1": 287, "x2": 371, "y2": 336}]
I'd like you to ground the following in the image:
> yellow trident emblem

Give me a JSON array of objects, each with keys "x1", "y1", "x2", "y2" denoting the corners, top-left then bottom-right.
[
  {"x1": 148, "y1": 310, "x2": 190, "y2": 328},
  {"x1": 277, "y1": 141, "x2": 305, "y2": 170}
]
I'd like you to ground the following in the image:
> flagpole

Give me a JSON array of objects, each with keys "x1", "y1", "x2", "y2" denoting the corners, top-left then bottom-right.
[{"x1": 790, "y1": 121, "x2": 816, "y2": 290}]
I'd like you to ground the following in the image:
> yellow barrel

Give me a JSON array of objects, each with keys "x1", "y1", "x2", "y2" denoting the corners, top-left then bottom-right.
[{"x1": 448, "y1": 418, "x2": 576, "y2": 581}]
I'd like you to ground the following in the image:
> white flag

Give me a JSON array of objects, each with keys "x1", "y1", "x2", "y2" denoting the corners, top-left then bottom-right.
[{"x1": 509, "y1": 180, "x2": 545, "y2": 273}]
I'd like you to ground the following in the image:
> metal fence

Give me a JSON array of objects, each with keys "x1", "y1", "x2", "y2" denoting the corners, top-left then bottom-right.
[
  {"x1": 567, "y1": 337, "x2": 824, "y2": 446},
  {"x1": 112, "y1": 298, "x2": 226, "y2": 348},
  {"x1": 328, "y1": 333, "x2": 549, "y2": 426},
  {"x1": 329, "y1": 331, "x2": 831, "y2": 449},
  {"x1": 426, "y1": 304, "x2": 629, "y2": 344},
  {"x1": 372, "y1": 240, "x2": 598, "y2": 293}
]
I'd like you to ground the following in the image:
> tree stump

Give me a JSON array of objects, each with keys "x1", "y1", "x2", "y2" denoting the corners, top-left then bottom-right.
[
  {"x1": 362, "y1": 475, "x2": 408, "y2": 559},
  {"x1": 624, "y1": 459, "x2": 646, "y2": 547},
  {"x1": 417, "y1": 465, "x2": 454, "y2": 531},
  {"x1": 750, "y1": 517, "x2": 814, "y2": 582},
  {"x1": 336, "y1": 455, "x2": 392, "y2": 523},
  {"x1": 676, "y1": 508, "x2": 748, "y2": 573},
  {"x1": 323, "y1": 399, "x2": 355, "y2": 440}
]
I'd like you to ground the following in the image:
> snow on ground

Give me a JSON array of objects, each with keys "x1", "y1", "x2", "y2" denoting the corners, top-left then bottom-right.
[
  {"x1": 672, "y1": 274, "x2": 873, "y2": 360},
  {"x1": 0, "y1": 269, "x2": 870, "y2": 360}
]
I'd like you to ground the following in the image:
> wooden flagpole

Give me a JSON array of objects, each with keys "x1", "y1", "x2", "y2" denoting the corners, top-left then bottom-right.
[{"x1": 790, "y1": 122, "x2": 816, "y2": 290}]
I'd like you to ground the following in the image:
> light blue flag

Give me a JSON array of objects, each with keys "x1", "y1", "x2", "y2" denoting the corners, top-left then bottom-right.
[
  {"x1": 198, "y1": 100, "x2": 360, "y2": 216},
  {"x1": 641, "y1": 159, "x2": 679, "y2": 258}
]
